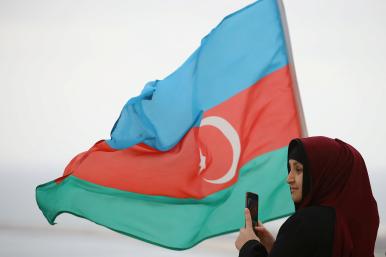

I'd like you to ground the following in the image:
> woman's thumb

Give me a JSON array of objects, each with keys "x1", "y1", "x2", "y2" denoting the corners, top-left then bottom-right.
[{"x1": 255, "y1": 226, "x2": 264, "y2": 231}]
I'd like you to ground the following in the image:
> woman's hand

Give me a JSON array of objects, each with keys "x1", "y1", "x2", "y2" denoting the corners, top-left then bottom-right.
[
  {"x1": 235, "y1": 208, "x2": 260, "y2": 250},
  {"x1": 255, "y1": 220, "x2": 275, "y2": 253}
]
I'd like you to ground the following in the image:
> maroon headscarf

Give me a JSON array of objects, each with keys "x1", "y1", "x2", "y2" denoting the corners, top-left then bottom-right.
[{"x1": 289, "y1": 136, "x2": 379, "y2": 257}]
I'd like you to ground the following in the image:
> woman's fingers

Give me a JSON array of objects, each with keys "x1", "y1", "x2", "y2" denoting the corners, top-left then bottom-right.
[
  {"x1": 255, "y1": 225, "x2": 269, "y2": 237},
  {"x1": 244, "y1": 208, "x2": 253, "y2": 229},
  {"x1": 256, "y1": 221, "x2": 267, "y2": 232},
  {"x1": 255, "y1": 226, "x2": 263, "y2": 231}
]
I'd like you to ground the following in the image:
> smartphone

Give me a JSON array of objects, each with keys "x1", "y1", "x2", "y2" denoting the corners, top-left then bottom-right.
[{"x1": 245, "y1": 192, "x2": 259, "y2": 228}]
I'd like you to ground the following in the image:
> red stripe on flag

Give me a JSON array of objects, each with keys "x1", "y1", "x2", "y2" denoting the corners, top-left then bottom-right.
[{"x1": 61, "y1": 65, "x2": 301, "y2": 199}]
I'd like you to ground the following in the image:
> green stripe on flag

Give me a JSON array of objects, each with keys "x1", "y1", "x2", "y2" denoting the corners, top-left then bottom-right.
[{"x1": 36, "y1": 146, "x2": 294, "y2": 250}]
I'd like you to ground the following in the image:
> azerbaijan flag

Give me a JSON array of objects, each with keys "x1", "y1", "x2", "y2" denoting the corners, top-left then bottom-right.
[{"x1": 36, "y1": 0, "x2": 305, "y2": 250}]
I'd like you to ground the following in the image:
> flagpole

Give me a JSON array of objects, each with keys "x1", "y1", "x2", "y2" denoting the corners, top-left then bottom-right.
[{"x1": 277, "y1": 0, "x2": 308, "y2": 137}]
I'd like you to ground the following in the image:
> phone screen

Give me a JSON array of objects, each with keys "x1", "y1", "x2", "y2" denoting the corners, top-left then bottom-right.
[{"x1": 246, "y1": 192, "x2": 259, "y2": 227}]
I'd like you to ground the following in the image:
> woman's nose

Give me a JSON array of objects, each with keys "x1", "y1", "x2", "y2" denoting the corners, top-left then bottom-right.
[{"x1": 287, "y1": 170, "x2": 294, "y2": 184}]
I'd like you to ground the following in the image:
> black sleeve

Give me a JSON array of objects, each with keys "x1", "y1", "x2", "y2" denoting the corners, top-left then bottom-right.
[
  {"x1": 237, "y1": 217, "x2": 310, "y2": 257},
  {"x1": 268, "y1": 212, "x2": 316, "y2": 257},
  {"x1": 269, "y1": 206, "x2": 334, "y2": 257},
  {"x1": 239, "y1": 240, "x2": 268, "y2": 257},
  {"x1": 238, "y1": 207, "x2": 334, "y2": 257}
]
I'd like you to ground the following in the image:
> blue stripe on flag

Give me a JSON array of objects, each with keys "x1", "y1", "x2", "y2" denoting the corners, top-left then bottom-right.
[{"x1": 107, "y1": 0, "x2": 288, "y2": 150}]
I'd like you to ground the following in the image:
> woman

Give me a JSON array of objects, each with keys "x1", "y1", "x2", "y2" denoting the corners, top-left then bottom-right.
[{"x1": 235, "y1": 136, "x2": 379, "y2": 257}]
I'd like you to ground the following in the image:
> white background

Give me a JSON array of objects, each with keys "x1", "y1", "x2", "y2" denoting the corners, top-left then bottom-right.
[{"x1": 0, "y1": 0, "x2": 385, "y2": 256}]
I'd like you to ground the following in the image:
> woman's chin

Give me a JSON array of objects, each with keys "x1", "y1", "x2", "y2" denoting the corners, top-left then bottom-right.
[{"x1": 291, "y1": 195, "x2": 301, "y2": 204}]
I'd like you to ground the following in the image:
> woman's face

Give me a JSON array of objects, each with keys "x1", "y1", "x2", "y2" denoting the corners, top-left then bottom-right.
[{"x1": 287, "y1": 159, "x2": 303, "y2": 203}]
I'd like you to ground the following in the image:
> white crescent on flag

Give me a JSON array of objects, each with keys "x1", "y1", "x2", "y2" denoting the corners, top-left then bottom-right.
[{"x1": 198, "y1": 116, "x2": 241, "y2": 184}]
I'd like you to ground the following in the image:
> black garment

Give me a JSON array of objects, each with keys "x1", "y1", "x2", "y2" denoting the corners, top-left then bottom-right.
[{"x1": 239, "y1": 206, "x2": 335, "y2": 257}]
